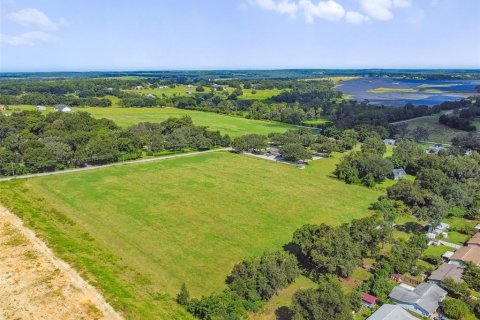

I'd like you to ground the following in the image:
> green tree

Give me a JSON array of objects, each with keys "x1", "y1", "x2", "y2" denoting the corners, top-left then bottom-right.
[
  {"x1": 231, "y1": 134, "x2": 267, "y2": 153},
  {"x1": 279, "y1": 143, "x2": 312, "y2": 162},
  {"x1": 176, "y1": 283, "x2": 190, "y2": 306},
  {"x1": 441, "y1": 297, "x2": 471, "y2": 319},
  {"x1": 361, "y1": 136, "x2": 386, "y2": 155},
  {"x1": 291, "y1": 275, "x2": 352, "y2": 320}
]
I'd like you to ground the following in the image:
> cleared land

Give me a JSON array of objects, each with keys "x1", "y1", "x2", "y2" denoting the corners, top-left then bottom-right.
[
  {"x1": 0, "y1": 206, "x2": 121, "y2": 320},
  {"x1": 2, "y1": 106, "x2": 296, "y2": 138},
  {"x1": 396, "y1": 114, "x2": 472, "y2": 144},
  {"x1": 0, "y1": 152, "x2": 382, "y2": 319},
  {"x1": 129, "y1": 85, "x2": 282, "y2": 100}
]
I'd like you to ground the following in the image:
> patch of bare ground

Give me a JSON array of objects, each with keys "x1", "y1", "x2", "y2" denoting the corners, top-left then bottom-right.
[{"x1": 0, "y1": 206, "x2": 122, "y2": 320}]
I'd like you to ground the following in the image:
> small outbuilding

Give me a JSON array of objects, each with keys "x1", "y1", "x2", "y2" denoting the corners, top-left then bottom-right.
[
  {"x1": 54, "y1": 105, "x2": 72, "y2": 113},
  {"x1": 383, "y1": 139, "x2": 396, "y2": 145},
  {"x1": 36, "y1": 105, "x2": 46, "y2": 111},
  {"x1": 392, "y1": 168, "x2": 407, "y2": 180},
  {"x1": 146, "y1": 94, "x2": 156, "y2": 99},
  {"x1": 361, "y1": 293, "x2": 377, "y2": 309}
]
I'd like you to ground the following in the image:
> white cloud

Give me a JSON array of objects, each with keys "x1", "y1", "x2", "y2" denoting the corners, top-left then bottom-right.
[
  {"x1": 299, "y1": 0, "x2": 345, "y2": 22},
  {"x1": 359, "y1": 0, "x2": 411, "y2": 21},
  {"x1": 345, "y1": 11, "x2": 370, "y2": 24},
  {"x1": 250, "y1": 0, "x2": 412, "y2": 23},
  {"x1": 249, "y1": 0, "x2": 298, "y2": 16},
  {"x1": 8, "y1": 8, "x2": 64, "y2": 31},
  {"x1": 0, "y1": 31, "x2": 58, "y2": 46}
]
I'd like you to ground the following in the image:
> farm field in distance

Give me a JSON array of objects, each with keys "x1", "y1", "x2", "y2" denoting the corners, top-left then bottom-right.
[
  {"x1": 2, "y1": 106, "x2": 297, "y2": 138},
  {"x1": 0, "y1": 151, "x2": 382, "y2": 319}
]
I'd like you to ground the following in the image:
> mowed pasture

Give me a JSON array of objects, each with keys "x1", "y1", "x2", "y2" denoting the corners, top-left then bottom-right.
[
  {"x1": 0, "y1": 152, "x2": 382, "y2": 319},
  {"x1": 128, "y1": 85, "x2": 283, "y2": 100},
  {"x1": 2, "y1": 106, "x2": 296, "y2": 138}
]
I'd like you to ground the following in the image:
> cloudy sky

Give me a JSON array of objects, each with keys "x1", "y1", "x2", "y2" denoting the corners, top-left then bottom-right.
[{"x1": 1, "y1": 0, "x2": 479, "y2": 71}]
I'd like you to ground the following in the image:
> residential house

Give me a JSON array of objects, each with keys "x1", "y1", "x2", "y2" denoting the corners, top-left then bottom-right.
[
  {"x1": 466, "y1": 233, "x2": 480, "y2": 247},
  {"x1": 449, "y1": 246, "x2": 480, "y2": 266},
  {"x1": 361, "y1": 293, "x2": 377, "y2": 309},
  {"x1": 427, "y1": 263, "x2": 463, "y2": 284},
  {"x1": 389, "y1": 282, "x2": 447, "y2": 318},
  {"x1": 367, "y1": 304, "x2": 418, "y2": 320},
  {"x1": 392, "y1": 168, "x2": 407, "y2": 181},
  {"x1": 383, "y1": 139, "x2": 396, "y2": 145},
  {"x1": 107, "y1": 87, "x2": 114, "y2": 92},
  {"x1": 427, "y1": 222, "x2": 450, "y2": 239},
  {"x1": 475, "y1": 223, "x2": 480, "y2": 231},
  {"x1": 427, "y1": 145, "x2": 445, "y2": 154},
  {"x1": 36, "y1": 105, "x2": 46, "y2": 111},
  {"x1": 54, "y1": 105, "x2": 72, "y2": 112},
  {"x1": 134, "y1": 85, "x2": 144, "y2": 90},
  {"x1": 146, "y1": 94, "x2": 156, "y2": 98}
]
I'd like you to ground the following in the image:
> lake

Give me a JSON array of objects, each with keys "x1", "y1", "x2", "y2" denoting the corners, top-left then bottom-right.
[{"x1": 336, "y1": 77, "x2": 480, "y2": 107}]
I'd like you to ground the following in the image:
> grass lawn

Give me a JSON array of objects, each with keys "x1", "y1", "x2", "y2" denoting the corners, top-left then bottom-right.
[
  {"x1": 445, "y1": 231, "x2": 470, "y2": 246},
  {"x1": 401, "y1": 114, "x2": 469, "y2": 144},
  {"x1": 2, "y1": 106, "x2": 296, "y2": 138},
  {"x1": 423, "y1": 245, "x2": 451, "y2": 257},
  {"x1": 0, "y1": 152, "x2": 382, "y2": 319},
  {"x1": 128, "y1": 86, "x2": 282, "y2": 100},
  {"x1": 250, "y1": 276, "x2": 317, "y2": 320}
]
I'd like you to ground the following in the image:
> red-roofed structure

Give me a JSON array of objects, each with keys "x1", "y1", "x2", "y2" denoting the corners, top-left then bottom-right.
[{"x1": 362, "y1": 292, "x2": 377, "y2": 307}]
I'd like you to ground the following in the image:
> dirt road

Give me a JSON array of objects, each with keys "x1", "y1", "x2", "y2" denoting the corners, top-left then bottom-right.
[{"x1": 0, "y1": 206, "x2": 123, "y2": 320}]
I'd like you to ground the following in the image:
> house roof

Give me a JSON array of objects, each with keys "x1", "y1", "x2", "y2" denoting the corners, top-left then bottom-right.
[
  {"x1": 392, "y1": 168, "x2": 406, "y2": 176},
  {"x1": 450, "y1": 246, "x2": 480, "y2": 264},
  {"x1": 467, "y1": 233, "x2": 480, "y2": 246},
  {"x1": 367, "y1": 304, "x2": 418, "y2": 320},
  {"x1": 54, "y1": 104, "x2": 70, "y2": 110},
  {"x1": 362, "y1": 293, "x2": 377, "y2": 305},
  {"x1": 428, "y1": 263, "x2": 463, "y2": 282},
  {"x1": 389, "y1": 282, "x2": 447, "y2": 314}
]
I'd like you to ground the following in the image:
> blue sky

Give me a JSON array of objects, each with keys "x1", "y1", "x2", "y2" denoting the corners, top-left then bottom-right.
[{"x1": 1, "y1": 0, "x2": 479, "y2": 71}]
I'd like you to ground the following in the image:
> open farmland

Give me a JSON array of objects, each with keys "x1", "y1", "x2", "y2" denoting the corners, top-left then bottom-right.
[
  {"x1": 2, "y1": 106, "x2": 296, "y2": 138},
  {"x1": 0, "y1": 152, "x2": 382, "y2": 319},
  {"x1": 128, "y1": 85, "x2": 282, "y2": 100}
]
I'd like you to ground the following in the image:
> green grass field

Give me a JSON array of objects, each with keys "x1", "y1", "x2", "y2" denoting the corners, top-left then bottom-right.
[
  {"x1": 128, "y1": 85, "x2": 282, "y2": 100},
  {"x1": 0, "y1": 152, "x2": 382, "y2": 319},
  {"x1": 2, "y1": 106, "x2": 296, "y2": 138},
  {"x1": 400, "y1": 114, "x2": 468, "y2": 144}
]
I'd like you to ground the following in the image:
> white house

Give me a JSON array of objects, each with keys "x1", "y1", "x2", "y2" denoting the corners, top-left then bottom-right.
[
  {"x1": 36, "y1": 105, "x2": 46, "y2": 111},
  {"x1": 383, "y1": 139, "x2": 396, "y2": 145},
  {"x1": 54, "y1": 105, "x2": 72, "y2": 113}
]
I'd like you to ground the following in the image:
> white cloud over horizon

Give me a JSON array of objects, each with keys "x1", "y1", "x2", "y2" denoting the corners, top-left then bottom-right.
[
  {"x1": 0, "y1": 31, "x2": 58, "y2": 46},
  {"x1": 2, "y1": 8, "x2": 64, "y2": 47},
  {"x1": 8, "y1": 8, "x2": 64, "y2": 31},
  {"x1": 250, "y1": 0, "x2": 412, "y2": 23}
]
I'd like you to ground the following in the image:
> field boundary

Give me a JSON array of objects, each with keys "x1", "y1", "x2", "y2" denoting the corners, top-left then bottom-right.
[
  {"x1": 0, "y1": 147, "x2": 232, "y2": 182},
  {"x1": 0, "y1": 205, "x2": 123, "y2": 319}
]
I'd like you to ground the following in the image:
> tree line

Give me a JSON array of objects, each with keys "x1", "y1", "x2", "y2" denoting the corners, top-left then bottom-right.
[{"x1": 0, "y1": 111, "x2": 230, "y2": 176}]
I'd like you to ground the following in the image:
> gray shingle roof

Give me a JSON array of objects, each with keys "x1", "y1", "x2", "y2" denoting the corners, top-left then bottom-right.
[
  {"x1": 389, "y1": 283, "x2": 447, "y2": 314},
  {"x1": 367, "y1": 304, "x2": 418, "y2": 320},
  {"x1": 428, "y1": 263, "x2": 463, "y2": 282}
]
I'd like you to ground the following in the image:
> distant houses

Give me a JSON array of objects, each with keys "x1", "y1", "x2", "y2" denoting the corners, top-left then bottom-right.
[
  {"x1": 388, "y1": 282, "x2": 447, "y2": 318},
  {"x1": 367, "y1": 304, "x2": 418, "y2": 320},
  {"x1": 54, "y1": 105, "x2": 72, "y2": 113},
  {"x1": 392, "y1": 168, "x2": 407, "y2": 181}
]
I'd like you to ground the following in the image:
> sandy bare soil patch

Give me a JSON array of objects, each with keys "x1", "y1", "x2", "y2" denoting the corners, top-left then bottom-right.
[{"x1": 0, "y1": 206, "x2": 122, "y2": 320}]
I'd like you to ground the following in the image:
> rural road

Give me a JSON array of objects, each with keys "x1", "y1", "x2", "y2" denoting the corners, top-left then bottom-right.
[{"x1": 0, "y1": 147, "x2": 232, "y2": 182}]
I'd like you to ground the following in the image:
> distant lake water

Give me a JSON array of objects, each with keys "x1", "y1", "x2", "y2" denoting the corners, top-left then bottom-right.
[{"x1": 336, "y1": 77, "x2": 480, "y2": 107}]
